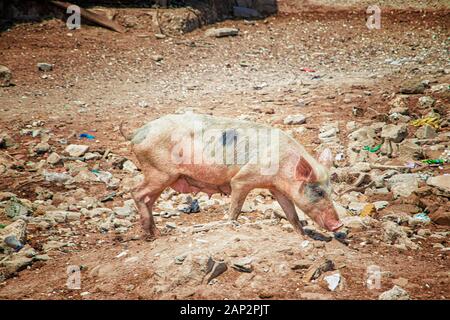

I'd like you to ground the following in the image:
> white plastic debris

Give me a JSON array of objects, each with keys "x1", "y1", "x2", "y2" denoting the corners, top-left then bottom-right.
[{"x1": 324, "y1": 272, "x2": 341, "y2": 291}]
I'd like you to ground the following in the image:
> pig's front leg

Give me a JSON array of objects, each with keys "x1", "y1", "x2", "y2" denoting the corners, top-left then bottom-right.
[{"x1": 271, "y1": 189, "x2": 305, "y2": 236}]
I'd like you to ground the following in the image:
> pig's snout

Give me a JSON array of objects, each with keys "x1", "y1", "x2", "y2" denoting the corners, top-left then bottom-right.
[{"x1": 325, "y1": 220, "x2": 343, "y2": 232}]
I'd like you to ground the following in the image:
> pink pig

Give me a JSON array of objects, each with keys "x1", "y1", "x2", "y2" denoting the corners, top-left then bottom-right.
[{"x1": 124, "y1": 113, "x2": 342, "y2": 239}]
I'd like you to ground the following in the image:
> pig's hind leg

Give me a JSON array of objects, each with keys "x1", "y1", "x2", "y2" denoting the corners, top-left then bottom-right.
[
  {"x1": 271, "y1": 189, "x2": 305, "y2": 236},
  {"x1": 132, "y1": 170, "x2": 175, "y2": 239}
]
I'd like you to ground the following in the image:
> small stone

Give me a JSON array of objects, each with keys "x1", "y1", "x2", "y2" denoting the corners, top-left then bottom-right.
[
  {"x1": 379, "y1": 285, "x2": 410, "y2": 300},
  {"x1": 283, "y1": 114, "x2": 306, "y2": 125},
  {"x1": 165, "y1": 222, "x2": 177, "y2": 229},
  {"x1": 34, "y1": 142, "x2": 50, "y2": 154},
  {"x1": 205, "y1": 27, "x2": 239, "y2": 38},
  {"x1": 37, "y1": 63, "x2": 53, "y2": 71},
  {"x1": 0, "y1": 65, "x2": 12, "y2": 87},
  {"x1": 122, "y1": 160, "x2": 138, "y2": 173},
  {"x1": 417, "y1": 96, "x2": 435, "y2": 109},
  {"x1": 151, "y1": 55, "x2": 163, "y2": 62},
  {"x1": 304, "y1": 259, "x2": 335, "y2": 281},
  {"x1": 415, "y1": 125, "x2": 437, "y2": 139},
  {"x1": 46, "y1": 152, "x2": 61, "y2": 165},
  {"x1": 381, "y1": 124, "x2": 408, "y2": 143},
  {"x1": 426, "y1": 175, "x2": 450, "y2": 197},
  {"x1": 64, "y1": 144, "x2": 89, "y2": 157}
]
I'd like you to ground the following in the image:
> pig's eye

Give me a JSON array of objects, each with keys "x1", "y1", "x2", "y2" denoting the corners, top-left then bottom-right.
[{"x1": 305, "y1": 184, "x2": 326, "y2": 202}]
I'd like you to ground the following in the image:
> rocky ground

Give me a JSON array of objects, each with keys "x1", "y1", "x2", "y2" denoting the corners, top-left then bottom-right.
[{"x1": 0, "y1": 1, "x2": 449, "y2": 300}]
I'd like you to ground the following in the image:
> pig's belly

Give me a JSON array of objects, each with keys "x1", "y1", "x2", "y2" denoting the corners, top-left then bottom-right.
[{"x1": 170, "y1": 175, "x2": 231, "y2": 196}]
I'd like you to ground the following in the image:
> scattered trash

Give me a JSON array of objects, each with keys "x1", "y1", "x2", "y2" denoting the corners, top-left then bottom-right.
[
  {"x1": 181, "y1": 199, "x2": 200, "y2": 214},
  {"x1": 116, "y1": 250, "x2": 128, "y2": 258},
  {"x1": 303, "y1": 227, "x2": 332, "y2": 242},
  {"x1": 324, "y1": 272, "x2": 341, "y2": 291},
  {"x1": 335, "y1": 153, "x2": 345, "y2": 161},
  {"x1": 301, "y1": 67, "x2": 315, "y2": 72},
  {"x1": 0, "y1": 224, "x2": 6, "y2": 229},
  {"x1": 360, "y1": 203, "x2": 376, "y2": 217},
  {"x1": 334, "y1": 232, "x2": 349, "y2": 245},
  {"x1": 363, "y1": 144, "x2": 382, "y2": 153},
  {"x1": 80, "y1": 133, "x2": 95, "y2": 140},
  {"x1": 300, "y1": 240, "x2": 310, "y2": 248},
  {"x1": 421, "y1": 159, "x2": 447, "y2": 165},
  {"x1": 410, "y1": 117, "x2": 440, "y2": 129},
  {"x1": 413, "y1": 212, "x2": 431, "y2": 223},
  {"x1": 4, "y1": 235, "x2": 24, "y2": 252}
]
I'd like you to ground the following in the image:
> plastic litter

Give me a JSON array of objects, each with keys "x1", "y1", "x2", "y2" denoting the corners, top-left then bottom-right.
[
  {"x1": 413, "y1": 212, "x2": 431, "y2": 223},
  {"x1": 181, "y1": 199, "x2": 200, "y2": 214},
  {"x1": 410, "y1": 117, "x2": 440, "y2": 129},
  {"x1": 301, "y1": 67, "x2": 315, "y2": 72},
  {"x1": 303, "y1": 227, "x2": 332, "y2": 242},
  {"x1": 4, "y1": 235, "x2": 24, "y2": 252},
  {"x1": 363, "y1": 144, "x2": 382, "y2": 153},
  {"x1": 80, "y1": 133, "x2": 95, "y2": 140},
  {"x1": 421, "y1": 159, "x2": 447, "y2": 165},
  {"x1": 0, "y1": 224, "x2": 5, "y2": 229},
  {"x1": 324, "y1": 273, "x2": 341, "y2": 291}
]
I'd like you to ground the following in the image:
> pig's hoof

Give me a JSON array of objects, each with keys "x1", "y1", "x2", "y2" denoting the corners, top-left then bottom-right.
[{"x1": 142, "y1": 228, "x2": 160, "y2": 241}]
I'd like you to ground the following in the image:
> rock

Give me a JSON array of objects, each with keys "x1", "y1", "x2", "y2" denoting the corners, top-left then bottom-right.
[
  {"x1": 415, "y1": 125, "x2": 437, "y2": 139},
  {"x1": 37, "y1": 63, "x2": 53, "y2": 71},
  {"x1": 389, "y1": 95, "x2": 409, "y2": 109},
  {"x1": 381, "y1": 221, "x2": 418, "y2": 250},
  {"x1": 389, "y1": 106, "x2": 409, "y2": 115},
  {"x1": 428, "y1": 210, "x2": 450, "y2": 226},
  {"x1": 398, "y1": 140, "x2": 424, "y2": 160},
  {"x1": 379, "y1": 285, "x2": 410, "y2": 300},
  {"x1": 1, "y1": 255, "x2": 33, "y2": 276},
  {"x1": 66, "y1": 212, "x2": 81, "y2": 221},
  {"x1": 205, "y1": 27, "x2": 239, "y2": 38},
  {"x1": 426, "y1": 175, "x2": 450, "y2": 197},
  {"x1": 0, "y1": 219, "x2": 27, "y2": 251},
  {"x1": 113, "y1": 218, "x2": 132, "y2": 228},
  {"x1": 122, "y1": 160, "x2": 138, "y2": 173},
  {"x1": 386, "y1": 174, "x2": 418, "y2": 198},
  {"x1": 43, "y1": 171, "x2": 72, "y2": 184},
  {"x1": 0, "y1": 132, "x2": 14, "y2": 148},
  {"x1": 232, "y1": 257, "x2": 253, "y2": 273},
  {"x1": 349, "y1": 162, "x2": 371, "y2": 173},
  {"x1": 0, "y1": 65, "x2": 12, "y2": 87},
  {"x1": 5, "y1": 199, "x2": 31, "y2": 218},
  {"x1": 42, "y1": 240, "x2": 67, "y2": 252},
  {"x1": 304, "y1": 259, "x2": 335, "y2": 281},
  {"x1": 82, "y1": 207, "x2": 112, "y2": 218},
  {"x1": 33, "y1": 142, "x2": 50, "y2": 154},
  {"x1": 233, "y1": 6, "x2": 261, "y2": 18},
  {"x1": 399, "y1": 82, "x2": 425, "y2": 94},
  {"x1": 64, "y1": 144, "x2": 89, "y2": 157},
  {"x1": 381, "y1": 124, "x2": 408, "y2": 143},
  {"x1": 283, "y1": 114, "x2": 306, "y2": 125},
  {"x1": 417, "y1": 96, "x2": 435, "y2": 109},
  {"x1": 151, "y1": 55, "x2": 163, "y2": 62},
  {"x1": 46, "y1": 152, "x2": 61, "y2": 165},
  {"x1": 291, "y1": 259, "x2": 312, "y2": 271},
  {"x1": 44, "y1": 210, "x2": 68, "y2": 223}
]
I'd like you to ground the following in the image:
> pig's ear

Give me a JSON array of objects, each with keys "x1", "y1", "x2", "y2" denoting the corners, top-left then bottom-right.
[
  {"x1": 318, "y1": 148, "x2": 333, "y2": 168},
  {"x1": 295, "y1": 157, "x2": 316, "y2": 182}
]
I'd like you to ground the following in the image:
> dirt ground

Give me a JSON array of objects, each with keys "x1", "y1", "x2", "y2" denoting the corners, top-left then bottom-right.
[{"x1": 0, "y1": 1, "x2": 449, "y2": 300}]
